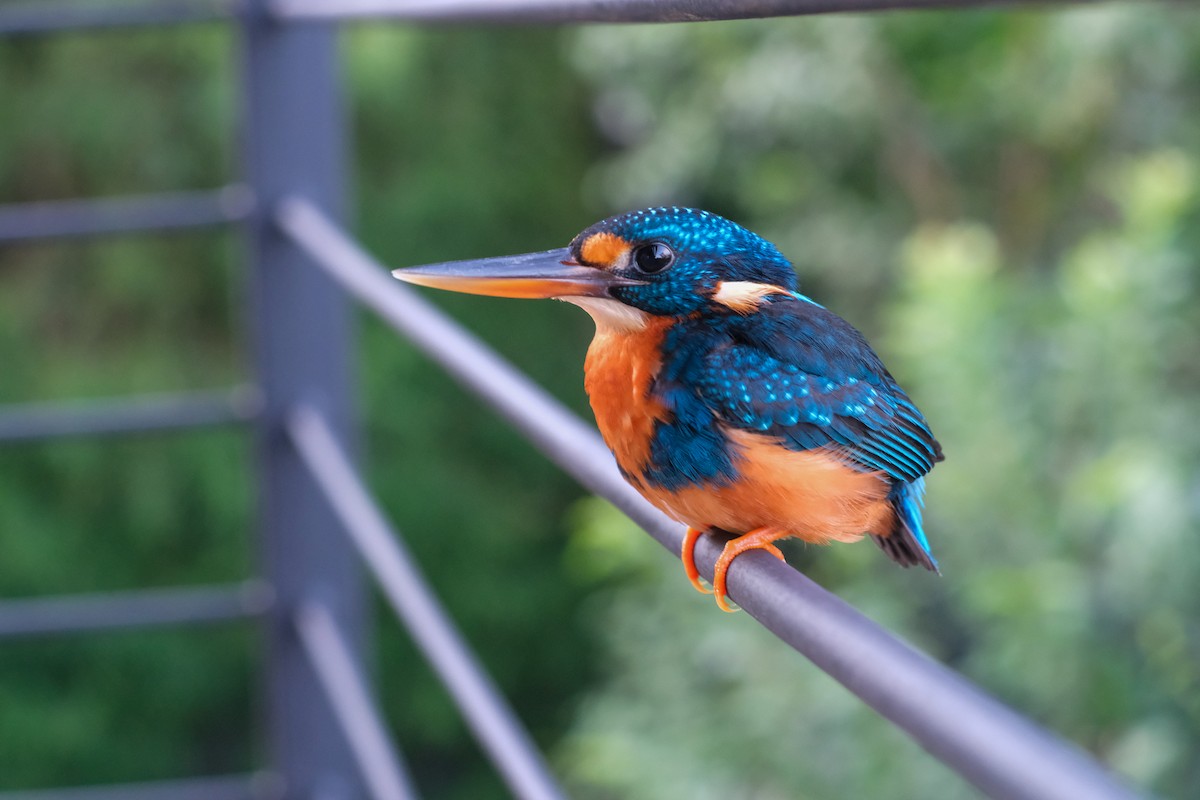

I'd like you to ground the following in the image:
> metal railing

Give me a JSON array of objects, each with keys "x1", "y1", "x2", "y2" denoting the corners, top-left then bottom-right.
[
  {"x1": 271, "y1": 0, "x2": 1066, "y2": 25},
  {"x1": 0, "y1": 2, "x2": 1146, "y2": 800},
  {"x1": 0, "y1": 387, "x2": 259, "y2": 443},
  {"x1": 278, "y1": 196, "x2": 1142, "y2": 800},
  {"x1": 0, "y1": 186, "x2": 253, "y2": 243}
]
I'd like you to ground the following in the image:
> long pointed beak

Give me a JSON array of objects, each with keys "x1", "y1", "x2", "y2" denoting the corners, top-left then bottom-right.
[{"x1": 391, "y1": 247, "x2": 642, "y2": 299}]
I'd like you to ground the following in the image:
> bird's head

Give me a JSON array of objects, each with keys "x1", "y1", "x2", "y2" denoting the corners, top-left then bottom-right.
[{"x1": 392, "y1": 207, "x2": 799, "y2": 329}]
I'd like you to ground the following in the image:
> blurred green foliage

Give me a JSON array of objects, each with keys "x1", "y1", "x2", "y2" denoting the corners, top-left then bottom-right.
[
  {"x1": 562, "y1": 8, "x2": 1200, "y2": 799},
  {"x1": 1, "y1": 5, "x2": 1198, "y2": 800}
]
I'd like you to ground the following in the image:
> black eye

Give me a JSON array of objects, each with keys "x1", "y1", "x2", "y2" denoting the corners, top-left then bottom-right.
[{"x1": 633, "y1": 242, "x2": 675, "y2": 274}]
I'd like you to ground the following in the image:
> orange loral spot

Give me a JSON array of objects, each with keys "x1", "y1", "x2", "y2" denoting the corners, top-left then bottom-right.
[{"x1": 580, "y1": 231, "x2": 631, "y2": 269}]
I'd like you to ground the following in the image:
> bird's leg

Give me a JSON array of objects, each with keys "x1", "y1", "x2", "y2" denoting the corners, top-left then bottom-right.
[
  {"x1": 681, "y1": 527, "x2": 713, "y2": 595},
  {"x1": 712, "y1": 527, "x2": 786, "y2": 613}
]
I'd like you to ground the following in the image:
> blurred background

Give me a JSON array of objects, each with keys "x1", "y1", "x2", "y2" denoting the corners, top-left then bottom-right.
[{"x1": 1, "y1": 4, "x2": 1199, "y2": 799}]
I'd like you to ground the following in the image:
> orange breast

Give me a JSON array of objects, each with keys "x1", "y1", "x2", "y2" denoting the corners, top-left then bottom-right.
[
  {"x1": 643, "y1": 429, "x2": 895, "y2": 544},
  {"x1": 584, "y1": 319, "x2": 895, "y2": 546},
  {"x1": 583, "y1": 317, "x2": 672, "y2": 486}
]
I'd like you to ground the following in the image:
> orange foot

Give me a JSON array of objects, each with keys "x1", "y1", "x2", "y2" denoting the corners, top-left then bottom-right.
[
  {"x1": 681, "y1": 527, "x2": 713, "y2": 595},
  {"x1": 712, "y1": 527, "x2": 786, "y2": 613}
]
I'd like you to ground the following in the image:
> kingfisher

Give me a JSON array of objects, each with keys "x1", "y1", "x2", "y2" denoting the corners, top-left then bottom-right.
[{"x1": 393, "y1": 207, "x2": 943, "y2": 611}]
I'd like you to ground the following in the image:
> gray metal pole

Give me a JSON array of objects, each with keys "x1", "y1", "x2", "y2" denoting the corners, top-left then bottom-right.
[
  {"x1": 289, "y1": 405, "x2": 567, "y2": 800},
  {"x1": 296, "y1": 601, "x2": 419, "y2": 800},
  {"x1": 270, "y1": 0, "x2": 1064, "y2": 25},
  {"x1": 240, "y1": 8, "x2": 368, "y2": 798}
]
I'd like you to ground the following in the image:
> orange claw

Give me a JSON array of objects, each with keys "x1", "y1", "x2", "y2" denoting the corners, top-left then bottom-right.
[
  {"x1": 712, "y1": 527, "x2": 786, "y2": 613},
  {"x1": 681, "y1": 527, "x2": 713, "y2": 594}
]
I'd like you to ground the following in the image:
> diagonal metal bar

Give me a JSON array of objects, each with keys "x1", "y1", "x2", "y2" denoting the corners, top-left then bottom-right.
[
  {"x1": 0, "y1": 387, "x2": 261, "y2": 444},
  {"x1": 0, "y1": 186, "x2": 253, "y2": 244},
  {"x1": 276, "y1": 196, "x2": 641, "y2": 523},
  {"x1": 287, "y1": 404, "x2": 567, "y2": 800},
  {"x1": 295, "y1": 600, "x2": 419, "y2": 800},
  {"x1": 0, "y1": 0, "x2": 237, "y2": 37},
  {"x1": 0, "y1": 773, "x2": 274, "y2": 800},
  {"x1": 271, "y1": 0, "x2": 1073, "y2": 25},
  {"x1": 0, "y1": 581, "x2": 273, "y2": 639},
  {"x1": 277, "y1": 195, "x2": 1144, "y2": 800}
]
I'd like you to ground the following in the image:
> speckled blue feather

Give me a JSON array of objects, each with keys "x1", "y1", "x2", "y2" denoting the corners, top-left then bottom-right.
[{"x1": 646, "y1": 295, "x2": 941, "y2": 490}]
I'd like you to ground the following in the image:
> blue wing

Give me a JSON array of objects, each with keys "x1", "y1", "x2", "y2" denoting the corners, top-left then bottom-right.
[{"x1": 664, "y1": 296, "x2": 943, "y2": 485}]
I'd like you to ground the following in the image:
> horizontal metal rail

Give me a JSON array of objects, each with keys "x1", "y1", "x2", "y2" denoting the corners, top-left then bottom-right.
[
  {"x1": 271, "y1": 0, "x2": 1067, "y2": 24},
  {"x1": 0, "y1": 186, "x2": 253, "y2": 244},
  {"x1": 0, "y1": 773, "x2": 273, "y2": 800},
  {"x1": 0, "y1": 0, "x2": 237, "y2": 38},
  {"x1": 287, "y1": 404, "x2": 567, "y2": 800},
  {"x1": 0, "y1": 387, "x2": 260, "y2": 444},
  {"x1": 277, "y1": 195, "x2": 1144, "y2": 800},
  {"x1": 295, "y1": 601, "x2": 418, "y2": 800},
  {"x1": 0, "y1": 581, "x2": 273, "y2": 639}
]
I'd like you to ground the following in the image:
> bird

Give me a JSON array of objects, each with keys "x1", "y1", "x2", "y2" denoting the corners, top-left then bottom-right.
[{"x1": 392, "y1": 207, "x2": 943, "y2": 611}]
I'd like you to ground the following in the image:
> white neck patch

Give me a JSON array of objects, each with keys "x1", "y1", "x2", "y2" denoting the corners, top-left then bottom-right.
[
  {"x1": 712, "y1": 281, "x2": 821, "y2": 312},
  {"x1": 712, "y1": 281, "x2": 786, "y2": 313}
]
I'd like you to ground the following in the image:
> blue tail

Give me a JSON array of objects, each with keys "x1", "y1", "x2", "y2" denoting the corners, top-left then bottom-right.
[{"x1": 874, "y1": 478, "x2": 939, "y2": 573}]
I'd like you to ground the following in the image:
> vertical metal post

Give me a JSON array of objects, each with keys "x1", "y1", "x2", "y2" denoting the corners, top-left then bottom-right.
[{"x1": 240, "y1": 6, "x2": 367, "y2": 798}]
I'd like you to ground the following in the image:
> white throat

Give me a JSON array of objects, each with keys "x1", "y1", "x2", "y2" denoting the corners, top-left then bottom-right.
[{"x1": 560, "y1": 296, "x2": 649, "y2": 334}]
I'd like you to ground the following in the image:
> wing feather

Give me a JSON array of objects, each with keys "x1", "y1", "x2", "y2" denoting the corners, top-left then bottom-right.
[{"x1": 681, "y1": 297, "x2": 943, "y2": 484}]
